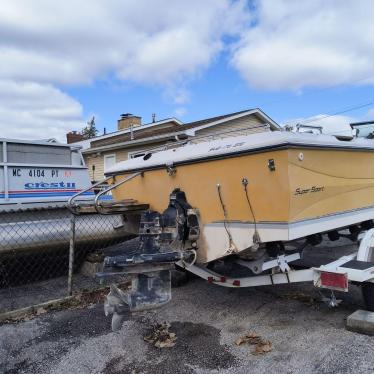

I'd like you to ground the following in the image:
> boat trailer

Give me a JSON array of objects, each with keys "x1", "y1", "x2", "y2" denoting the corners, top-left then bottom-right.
[{"x1": 99, "y1": 230, "x2": 374, "y2": 330}]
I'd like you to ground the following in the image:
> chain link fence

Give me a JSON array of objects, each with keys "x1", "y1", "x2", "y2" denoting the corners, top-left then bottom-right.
[{"x1": 0, "y1": 207, "x2": 132, "y2": 314}]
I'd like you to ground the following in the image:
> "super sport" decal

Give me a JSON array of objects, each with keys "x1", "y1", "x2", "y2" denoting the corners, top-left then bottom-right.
[{"x1": 294, "y1": 186, "x2": 324, "y2": 196}]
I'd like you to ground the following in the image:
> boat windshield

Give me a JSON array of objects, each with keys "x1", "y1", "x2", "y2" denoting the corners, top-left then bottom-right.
[{"x1": 351, "y1": 122, "x2": 374, "y2": 138}]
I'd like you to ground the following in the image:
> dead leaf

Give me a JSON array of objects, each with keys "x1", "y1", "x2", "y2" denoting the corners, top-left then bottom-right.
[
  {"x1": 155, "y1": 339, "x2": 176, "y2": 348},
  {"x1": 143, "y1": 335, "x2": 155, "y2": 343},
  {"x1": 252, "y1": 341, "x2": 273, "y2": 355},
  {"x1": 235, "y1": 332, "x2": 261, "y2": 346},
  {"x1": 235, "y1": 332, "x2": 273, "y2": 356},
  {"x1": 36, "y1": 307, "x2": 47, "y2": 316},
  {"x1": 144, "y1": 322, "x2": 177, "y2": 348},
  {"x1": 235, "y1": 337, "x2": 246, "y2": 346}
]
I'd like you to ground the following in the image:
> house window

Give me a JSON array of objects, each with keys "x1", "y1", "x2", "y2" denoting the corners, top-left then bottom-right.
[{"x1": 104, "y1": 153, "x2": 116, "y2": 171}]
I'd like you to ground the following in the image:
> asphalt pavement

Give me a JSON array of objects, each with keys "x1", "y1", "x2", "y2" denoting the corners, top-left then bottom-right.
[{"x1": 1, "y1": 240, "x2": 374, "y2": 374}]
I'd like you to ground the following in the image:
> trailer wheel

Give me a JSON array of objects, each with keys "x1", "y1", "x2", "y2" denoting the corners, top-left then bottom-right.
[
  {"x1": 362, "y1": 282, "x2": 374, "y2": 311},
  {"x1": 171, "y1": 267, "x2": 189, "y2": 288}
]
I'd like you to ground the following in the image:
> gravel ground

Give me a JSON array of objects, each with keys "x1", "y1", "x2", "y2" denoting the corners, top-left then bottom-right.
[{"x1": 1, "y1": 241, "x2": 374, "y2": 374}]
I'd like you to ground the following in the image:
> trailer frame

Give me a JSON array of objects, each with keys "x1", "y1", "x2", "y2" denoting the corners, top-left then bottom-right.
[{"x1": 178, "y1": 229, "x2": 374, "y2": 292}]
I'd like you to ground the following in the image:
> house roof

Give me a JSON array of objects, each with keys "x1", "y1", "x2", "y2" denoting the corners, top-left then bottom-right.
[
  {"x1": 81, "y1": 108, "x2": 280, "y2": 154},
  {"x1": 182, "y1": 108, "x2": 279, "y2": 133},
  {"x1": 75, "y1": 117, "x2": 182, "y2": 150},
  {"x1": 183, "y1": 110, "x2": 250, "y2": 128}
]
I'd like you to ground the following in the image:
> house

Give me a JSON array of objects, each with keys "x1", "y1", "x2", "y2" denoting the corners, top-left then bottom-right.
[{"x1": 69, "y1": 109, "x2": 280, "y2": 182}]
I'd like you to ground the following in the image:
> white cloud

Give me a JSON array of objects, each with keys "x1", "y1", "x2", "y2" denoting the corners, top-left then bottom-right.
[
  {"x1": 173, "y1": 88, "x2": 191, "y2": 106},
  {"x1": 0, "y1": 0, "x2": 249, "y2": 140},
  {"x1": 0, "y1": 80, "x2": 83, "y2": 142},
  {"x1": 365, "y1": 108, "x2": 374, "y2": 118},
  {"x1": 231, "y1": 0, "x2": 374, "y2": 90},
  {"x1": 2, "y1": 0, "x2": 373, "y2": 142},
  {"x1": 174, "y1": 107, "x2": 187, "y2": 118},
  {"x1": 0, "y1": 0, "x2": 248, "y2": 86}
]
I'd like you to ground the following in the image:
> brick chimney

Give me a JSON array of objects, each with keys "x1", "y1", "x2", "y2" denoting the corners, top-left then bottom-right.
[
  {"x1": 117, "y1": 113, "x2": 141, "y2": 131},
  {"x1": 66, "y1": 131, "x2": 84, "y2": 144}
]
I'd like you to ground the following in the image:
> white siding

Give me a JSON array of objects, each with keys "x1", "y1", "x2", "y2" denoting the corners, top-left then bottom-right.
[{"x1": 192, "y1": 115, "x2": 270, "y2": 143}]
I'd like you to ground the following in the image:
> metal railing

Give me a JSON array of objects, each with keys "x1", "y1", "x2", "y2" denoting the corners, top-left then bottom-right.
[
  {"x1": 67, "y1": 176, "x2": 112, "y2": 214},
  {"x1": 94, "y1": 172, "x2": 143, "y2": 214}
]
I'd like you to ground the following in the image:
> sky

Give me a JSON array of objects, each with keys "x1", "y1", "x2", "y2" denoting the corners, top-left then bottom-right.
[{"x1": 1, "y1": 0, "x2": 374, "y2": 142}]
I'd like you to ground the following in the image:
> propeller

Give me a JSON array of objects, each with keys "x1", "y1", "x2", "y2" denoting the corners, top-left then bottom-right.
[
  {"x1": 104, "y1": 284, "x2": 129, "y2": 331},
  {"x1": 111, "y1": 312, "x2": 127, "y2": 332}
]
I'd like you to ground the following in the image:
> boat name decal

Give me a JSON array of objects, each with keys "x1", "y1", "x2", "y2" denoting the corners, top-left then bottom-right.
[
  {"x1": 294, "y1": 186, "x2": 324, "y2": 196},
  {"x1": 24, "y1": 182, "x2": 76, "y2": 189},
  {"x1": 209, "y1": 142, "x2": 245, "y2": 152}
]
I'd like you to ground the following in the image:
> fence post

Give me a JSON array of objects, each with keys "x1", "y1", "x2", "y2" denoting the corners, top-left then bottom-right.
[{"x1": 68, "y1": 214, "x2": 76, "y2": 296}]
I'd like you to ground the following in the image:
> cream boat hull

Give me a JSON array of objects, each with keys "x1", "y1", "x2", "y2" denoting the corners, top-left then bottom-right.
[{"x1": 106, "y1": 132, "x2": 374, "y2": 262}]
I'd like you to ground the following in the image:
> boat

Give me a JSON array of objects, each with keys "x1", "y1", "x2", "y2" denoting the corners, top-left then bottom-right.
[
  {"x1": 105, "y1": 130, "x2": 374, "y2": 259},
  {"x1": 0, "y1": 137, "x2": 93, "y2": 210},
  {"x1": 92, "y1": 129, "x2": 374, "y2": 328},
  {"x1": 0, "y1": 138, "x2": 127, "y2": 257}
]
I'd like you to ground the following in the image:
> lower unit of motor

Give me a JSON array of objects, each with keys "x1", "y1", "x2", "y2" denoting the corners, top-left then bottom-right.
[{"x1": 99, "y1": 189, "x2": 199, "y2": 329}]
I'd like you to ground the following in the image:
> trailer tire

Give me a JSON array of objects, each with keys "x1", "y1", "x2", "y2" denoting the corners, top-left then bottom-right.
[
  {"x1": 362, "y1": 282, "x2": 374, "y2": 312},
  {"x1": 171, "y1": 267, "x2": 189, "y2": 288}
]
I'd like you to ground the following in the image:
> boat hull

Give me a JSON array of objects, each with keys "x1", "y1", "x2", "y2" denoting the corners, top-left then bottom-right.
[{"x1": 110, "y1": 146, "x2": 374, "y2": 262}]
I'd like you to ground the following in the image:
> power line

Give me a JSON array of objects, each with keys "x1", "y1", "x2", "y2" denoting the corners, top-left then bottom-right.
[
  {"x1": 282, "y1": 99, "x2": 374, "y2": 127},
  {"x1": 300, "y1": 100, "x2": 374, "y2": 125}
]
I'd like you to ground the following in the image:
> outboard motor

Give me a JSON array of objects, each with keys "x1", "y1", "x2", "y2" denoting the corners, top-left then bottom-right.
[{"x1": 100, "y1": 189, "x2": 199, "y2": 330}]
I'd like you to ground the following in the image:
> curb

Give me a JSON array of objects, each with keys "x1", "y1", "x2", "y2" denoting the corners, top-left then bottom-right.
[
  {"x1": 0, "y1": 296, "x2": 74, "y2": 323},
  {"x1": 346, "y1": 309, "x2": 374, "y2": 336}
]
